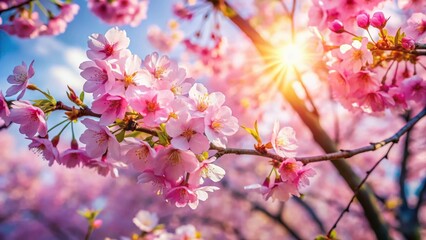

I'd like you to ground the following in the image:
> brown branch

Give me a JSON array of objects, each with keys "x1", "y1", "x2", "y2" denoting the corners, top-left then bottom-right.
[
  {"x1": 55, "y1": 101, "x2": 101, "y2": 118},
  {"x1": 212, "y1": 106, "x2": 426, "y2": 164},
  {"x1": 326, "y1": 143, "x2": 395, "y2": 237},
  {"x1": 399, "y1": 111, "x2": 412, "y2": 208},
  {"x1": 293, "y1": 197, "x2": 326, "y2": 233},
  {"x1": 415, "y1": 178, "x2": 426, "y2": 216},
  {"x1": 0, "y1": 0, "x2": 34, "y2": 14}
]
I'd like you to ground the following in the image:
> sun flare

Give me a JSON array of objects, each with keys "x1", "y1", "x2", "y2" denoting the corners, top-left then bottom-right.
[{"x1": 277, "y1": 43, "x2": 306, "y2": 68}]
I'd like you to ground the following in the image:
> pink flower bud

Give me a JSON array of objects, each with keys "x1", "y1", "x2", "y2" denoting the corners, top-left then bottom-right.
[
  {"x1": 356, "y1": 12, "x2": 370, "y2": 28},
  {"x1": 370, "y1": 12, "x2": 388, "y2": 29},
  {"x1": 93, "y1": 219, "x2": 102, "y2": 229},
  {"x1": 328, "y1": 20, "x2": 345, "y2": 33},
  {"x1": 401, "y1": 37, "x2": 415, "y2": 50},
  {"x1": 51, "y1": 135, "x2": 60, "y2": 147}
]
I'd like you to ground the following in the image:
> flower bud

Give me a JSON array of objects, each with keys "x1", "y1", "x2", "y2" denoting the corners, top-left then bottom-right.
[
  {"x1": 370, "y1": 12, "x2": 388, "y2": 29},
  {"x1": 328, "y1": 19, "x2": 345, "y2": 33},
  {"x1": 71, "y1": 138, "x2": 79, "y2": 149},
  {"x1": 401, "y1": 37, "x2": 415, "y2": 51},
  {"x1": 66, "y1": 86, "x2": 83, "y2": 106},
  {"x1": 27, "y1": 84, "x2": 38, "y2": 90},
  {"x1": 93, "y1": 219, "x2": 102, "y2": 229},
  {"x1": 51, "y1": 135, "x2": 60, "y2": 147},
  {"x1": 356, "y1": 12, "x2": 370, "y2": 28}
]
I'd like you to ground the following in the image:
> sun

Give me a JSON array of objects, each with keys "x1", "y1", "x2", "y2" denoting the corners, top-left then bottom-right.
[{"x1": 277, "y1": 43, "x2": 307, "y2": 68}]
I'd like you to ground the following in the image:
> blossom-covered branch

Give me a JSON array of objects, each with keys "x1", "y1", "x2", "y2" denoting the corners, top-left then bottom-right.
[{"x1": 212, "y1": 106, "x2": 426, "y2": 164}]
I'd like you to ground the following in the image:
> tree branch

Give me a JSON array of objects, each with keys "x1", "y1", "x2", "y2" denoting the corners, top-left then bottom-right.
[
  {"x1": 399, "y1": 111, "x2": 412, "y2": 208},
  {"x1": 0, "y1": 0, "x2": 34, "y2": 14},
  {"x1": 293, "y1": 197, "x2": 326, "y2": 233},
  {"x1": 212, "y1": 106, "x2": 426, "y2": 165},
  {"x1": 327, "y1": 143, "x2": 395, "y2": 237}
]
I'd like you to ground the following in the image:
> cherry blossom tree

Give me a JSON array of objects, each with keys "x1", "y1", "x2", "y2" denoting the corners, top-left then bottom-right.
[{"x1": 1, "y1": 0, "x2": 426, "y2": 239}]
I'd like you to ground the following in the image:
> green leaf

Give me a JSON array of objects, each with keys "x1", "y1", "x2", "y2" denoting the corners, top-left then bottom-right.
[
  {"x1": 115, "y1": 129, "x2": 125, "y2": 142},
  {"x1": 79, "y1": 91, "x2": 85, "y2": 102},
  {"x1": 314, "y1": 236, "x2": 328, "y2": 240},
  {"x1": 394, "y1": 27, "x2": 401, "y2": 46},
  {"x1": 329, "y1": 230, "x2": 337, "y2": 238},
  {"x1": 241, "y1": 120, "x2": 262, "y2": 144}
]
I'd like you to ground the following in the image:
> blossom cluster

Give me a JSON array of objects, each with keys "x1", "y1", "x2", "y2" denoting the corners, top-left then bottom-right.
[
  {"x1": 0, "y1": 1, "x2": 79, "y2": 38},
  {"x1": 129, "y1": 210, "x2": 201, "y2": 239},
  {"x1": 325, "y1": 11, "x2": 426, "y2": 113},
  {"x1": 0, "y1": 27, "x2": 242, "y2": 209},
  {"x1": 87, "y1": 0, "x2": 148, "y2": 27},
  {"x1": 245, "y1": 121, "x2": 316, "y2": 202}
]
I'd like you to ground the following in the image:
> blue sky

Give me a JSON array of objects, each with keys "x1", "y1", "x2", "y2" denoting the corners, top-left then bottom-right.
[{"x1": 0, "y1": 0, "x2": 179, "y2": 146}]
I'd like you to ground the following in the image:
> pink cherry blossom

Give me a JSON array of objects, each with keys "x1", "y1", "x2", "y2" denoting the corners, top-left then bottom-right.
[
  {"x1": 123, "y1": 138, "x2": 156, "y2": 171},
  {"x1": 293, "y1": 167, "x2": 317, "y2": 189},
  {"x1": 188, "y1": 83, "x2": 225, "y2": 116},
  {"x1": 147, "y1": 25, "x2": 182, "y2": 53},
  {"x1": 154, "y1": 147, "x2": 199, "y2": 183},
  {"x1": 6, "y1": 60, "x2": 34, "y2": 100},
  {"x1": 166, "y1": 112, "x2": 209, "y2": 154},
  {"x1": 388, "y1": 87, "x2": 408, "y2": 111},
  {"x1": 271, "y1": 121, "x2": 298, "y2": 158},
  {"x1": 194, "y1": 157, "x2": 225, "y2": 183},
  {"x1": 267, "y1": 179, "x2": 300, "y2": 202},
  {"x1": 404, "y1": 13, "x2": 426, "y2": 41},
  {"x1": 79, "y1": 118, "x2": 121, "y2": 159},
  {"x1": 0, "y1": 92, "x2": 10, "y2": 125},
  {"x1": 130, "y1": 90, "x2": 174, "y2": 127},
  {"x1": 143, "y1": 52, "x2": 178, "y2": 81},
  {"x1": 357, "y1": 90, "x2": 395, "y2": 113},
  {"x1": 41, "y1": 3, "x2": 79, "y2": 36},
  {"x1": 27, "y1": 137, "x2": 59, "y2": 166},
  {"x1": 87, "y1": 0, "x2": 148, "y2": 27},
  {"x1": 110, "y1": 54, "x2": 151, "y2": 98},
  {"x1": 58, "y1": 3, "x2": 80, "y2": 22},
  {"x1": 204, "y1": 106, "x2": 239, "y2": 148},
  {"x1": 175, "y1": 225, "x2": 198, "y2": 239},
  {"x1": 9, "y1": 101, "x2": 47, "y2": 137},
  {"x1": 0, "y1": 10, "x2": 46, "y2": 38},
  {"x1": 172, "y1": 3, "x2": 193, "y2": 20},
  {"x1": 137, "y1": 170, "x2": 171, "y2": 194},
  {"x1": 279, "y1": 158, "x2": 303, "y2": 182},
  {"x1": 339, "y1": 38, "x2": 373, "y2": 73},
  {"x1": 59, "y1": 148, "x2": 92, "y2": 168},
  {"x1": 85, "y1": 155, "x2": 125, "y2": 178},
  {"x1": 165, "y1": 185, "x2": 199, "y2": 209},
  {"x1": 80, "y1": 60, "x2": 116, "y2": 98},
  {"x1": 91, "y1": 94, "x2": 128, "y2": 125},
  {"x1": 132, "y1": 210, "x2": 159, "y2": 232},
  {"x1": 348, "y1": 70, "x2": 381, "y2": 96},
  {"x1": 87, "y1": 27, "x2": 130, "y2": 60},
  {"x1": 246, "y1": 177, "x2": 299, "y2": 202},
  {"x1": 401, "y1": 75, "x2": 426, "y2": 103},
  {"x1": 401, "y1": 37, "x2": 415, "y2": 50}
]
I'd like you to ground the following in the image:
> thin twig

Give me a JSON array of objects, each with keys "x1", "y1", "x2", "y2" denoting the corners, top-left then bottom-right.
[
  {"x1": 0, "y1": 0, "x2": 34, "y2": 14},
  {"x1": 294, "y1": 67, "x2": 320, "y2": 117},
  {"x1": 212, "y1": 106, "x2": 426, "y2": 165},
  {"x1": 326, "y1": 143, "x2": 395, "y2": 237}
]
